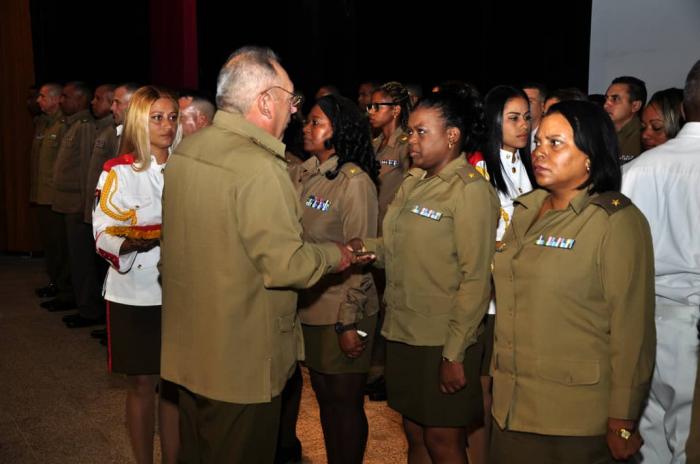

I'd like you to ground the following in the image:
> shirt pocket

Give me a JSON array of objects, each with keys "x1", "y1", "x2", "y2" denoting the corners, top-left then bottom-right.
[{"x1": 536, "y1": 358, "x2": 600, "y2": 386}]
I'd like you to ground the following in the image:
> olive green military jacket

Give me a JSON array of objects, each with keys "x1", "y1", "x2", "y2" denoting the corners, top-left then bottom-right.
[
  {"x1": 29, "y1": 114, "x2": 50, "y2": 203},
  {"x1": 491, "y1": 188, "x2": 655, "y2": 436},
  {"x1": 373, "y1": 128, "x2": 410, "y2": 235},
  {"x1": 290, "y1": 155, "x2": 379, "y2": 326},
  {"x1": 160, "y1": 110, "x2": 342, "y2": 404},
  {"x1": 34, "y1": 110, "x2": 67, "y2": 205},
  {"x1": 365, "y1": 156, "x2": 499, "y2": 362},
  {"x1": 84, "y1": 116, "x2": 117, "y2": 223},
  {"x1": 52, "y1": 109, "x2": 96, "y2": 214},
  {"x1": 618, "y1": 117, "x2": 642, "y2": 164}
]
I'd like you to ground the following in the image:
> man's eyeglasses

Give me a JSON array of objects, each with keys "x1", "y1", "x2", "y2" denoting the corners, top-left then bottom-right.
[
  {"x1": 366, "y1": 102, "x2": 398, "y2": 112},
  {"x1": 263, "y1": 86, "x2": 304, "y2": 108}
]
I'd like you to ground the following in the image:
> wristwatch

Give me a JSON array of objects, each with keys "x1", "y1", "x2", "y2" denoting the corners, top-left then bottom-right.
[
  {"x1": 334, "y1": 322, "x2": 357, "y2": 334},
  {"x1": 615, "y1": 428, "x2": 633, "y2": 440}
]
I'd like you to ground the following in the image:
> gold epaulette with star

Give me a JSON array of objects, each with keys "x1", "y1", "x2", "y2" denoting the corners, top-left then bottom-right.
[
  {"x1": 590, "y1": 191, "x2": 631, "y2": 215},
  {"x1": 455, "y1": 164, "x2": 484, "y2": 185},
  {"x1": 340, "y1": 162, "x2": 363, "y2": 178}
]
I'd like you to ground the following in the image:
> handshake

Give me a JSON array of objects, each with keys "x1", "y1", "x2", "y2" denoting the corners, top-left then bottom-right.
[{"x1": 333, "y1": 238, "x2": 376, "y2": 273}]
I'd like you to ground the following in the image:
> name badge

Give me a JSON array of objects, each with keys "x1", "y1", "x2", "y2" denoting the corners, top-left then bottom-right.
[
  {"x1": 380, "y1": 159, "x2": 400, "y2": 168},
  {"x1": 410, "y1": 205, "x2": 442, "y2": 221},
  {"x1": 305, "y1": 195, "x2": 331, "y2": 212},
  {"x1": 535, "y1": 234, "x2": 575, "y2": 249}
]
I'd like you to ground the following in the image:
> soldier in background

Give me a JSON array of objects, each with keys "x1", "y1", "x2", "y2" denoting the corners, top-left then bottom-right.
[{"x1": 34, "y1": 83, "x2": 71, "y2": 304}]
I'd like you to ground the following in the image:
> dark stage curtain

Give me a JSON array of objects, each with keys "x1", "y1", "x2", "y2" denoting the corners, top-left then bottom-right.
[
  {"x1": 150, "y1": 0, "x2": 199, "y2": 89},
  {"x1": 0, "y1": 0, "x2": 40, "y2": 252}
]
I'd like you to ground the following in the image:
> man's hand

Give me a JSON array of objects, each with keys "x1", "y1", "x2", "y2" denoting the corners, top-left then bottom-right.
[
  {"x1": 332, "y1": 242, "x2": 354, "y2": 272},
  {"x1": 338, "y1": 330, "x2": 366, "y2": 358},
  {"x1": 345, "y1": 238, "x2": 376, "y2": 265},
  {"x1": 439, "y1": 358, "x2": 466, "y2": 394},
  {"x1": 606, "y1": 418, "x2": 642, "y2": 461}
]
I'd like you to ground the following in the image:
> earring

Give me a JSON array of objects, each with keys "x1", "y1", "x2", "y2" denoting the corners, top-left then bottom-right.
[
  {"x1": 448, "y1": 140, "x2": 454, "y2": 149},
  {"x1": 585, "y1": 160, "x2": 591, "y2": 172}
]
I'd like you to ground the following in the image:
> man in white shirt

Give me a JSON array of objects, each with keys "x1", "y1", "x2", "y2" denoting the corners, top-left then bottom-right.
[{"x1": 621, "y1": 59, "x2": 700, "y2": 464}]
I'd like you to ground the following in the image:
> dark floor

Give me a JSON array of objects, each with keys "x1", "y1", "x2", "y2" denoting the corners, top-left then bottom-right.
[{"x1": 0, "y1": 256, "x2": 406, "y2": 463}]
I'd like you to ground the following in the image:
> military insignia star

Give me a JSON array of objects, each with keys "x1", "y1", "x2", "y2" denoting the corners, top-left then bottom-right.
[{"x1": 612, "y1": 199, "x2": 620, "y2": 207}]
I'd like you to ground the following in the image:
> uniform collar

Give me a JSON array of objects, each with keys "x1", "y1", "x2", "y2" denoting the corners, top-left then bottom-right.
[
  {"x1": 617, "y1": 116, "x2": 641, "y2": 136},
  {"x1": 375, "y1": 127, "x2": 406, "y2": 149},
  {"x1": 299, "y1": 154, "x2": 338, "y2": 177},
  {"x1": 46, "y1": 109, "x2": 64, "y2": 124},
  {"x1": 95, "y1": 114, "x2": 115, "y2": 130},
  {"x1": 213, "y1": 110, "x2": 286, "y2": 161},
  {"x1": 407, "y1": 155, "x2": 468, "y2": 182},
  {"x1": 516, "y1": 187, "x2": 593, "y2": 215},
  {"x1": 66, "y1": 109, "x2": 92, "y2": 125},
  {"x1": 500, "y1": 148, "x2": 519, "y2": 163}
]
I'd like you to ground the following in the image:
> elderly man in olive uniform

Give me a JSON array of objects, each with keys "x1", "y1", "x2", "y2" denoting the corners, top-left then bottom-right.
[
  {"x1": 33, "y1": 83, "x2": 70, "y2": 303},
  {"x1": 604, "y1": 76, "x2": 647, "y2": 164},
  {"x1": 160, "y1": 46, "x2": 354, "y2": 463},
  {"x1": 49, "y1": 82, "x2": 102, "y2": 328},
  {"x1": 622, "y1": 60, "x2": 700, "y2": 464}
]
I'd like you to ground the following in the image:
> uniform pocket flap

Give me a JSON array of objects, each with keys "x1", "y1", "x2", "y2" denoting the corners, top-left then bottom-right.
[
  {"x1": 277, "y1": 313, "x2": 297, "y2": 333},
  {"x1": 536, "y1": 358, "x2": 600, "y2": 386}
]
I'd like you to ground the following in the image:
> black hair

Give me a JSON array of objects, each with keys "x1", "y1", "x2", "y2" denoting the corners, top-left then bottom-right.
[
  {"x1": 547, "y1": 100, "x2": 621, "y2": 193},
  {"x1": 647, "y1": 88, "x2": 685, "y2": 139},
  {"x1": 587, "y1": 93, "x2": 606, "y2": 108},
  {"x1": 435, "y1": 80, "x2": 481, "y2": 100},
  {"x1": 611, "y1": 76, "x2": 647, "y2": 107},
  {"x1": 545, "y1": 87, "x2": 588, "y2": 108},
  {"x1": 317, "y1": 95, "x2": 380, "y2": 184},
  {"x1": 482, "y1": 85, "x2": 536, "y2": 195},
  {"x1": 415, "y1": 84, "x2": 485, "y2": 155},
  {"x1": 683, "y1": 59, "x2": 700, "y2": 120},
  {"x1": 521, "y1": 82, "x2": 548, "y2": 101},
  {"x1": 373, "y1": 81, "x2": 412, "y2": 130}
]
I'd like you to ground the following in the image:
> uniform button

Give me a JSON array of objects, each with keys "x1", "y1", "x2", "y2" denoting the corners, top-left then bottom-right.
[
  {"x1": 137, "y1": 264, "x2": 142, "y2": 269},
  {"x1": 135, "y1": 205, "x2": 140, "y2": 209}
]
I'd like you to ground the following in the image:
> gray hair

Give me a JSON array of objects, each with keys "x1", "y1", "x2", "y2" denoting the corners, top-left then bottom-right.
[
  {"x1": 42, "y1": 83, "x2": 63, "y2": 97},
  {"x1": 216, "y1": 46, "x2": 281, "y2": 113}
]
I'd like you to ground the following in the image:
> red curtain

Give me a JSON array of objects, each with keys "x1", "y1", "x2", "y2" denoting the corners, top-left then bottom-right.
[{"x1": 149, "y1": 0, "x2": 199, "y2": 90}]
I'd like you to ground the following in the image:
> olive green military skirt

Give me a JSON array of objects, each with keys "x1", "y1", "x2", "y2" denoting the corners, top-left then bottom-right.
[
  {"x1": 385, "y1": 341, "x2": 484, "y2": 427},
  {"x1": 302, "y1": 314, "x2": 377, "y2": 375},
  {"x1": 478, "y1": 314, "x2": 496, "y2": 376}
]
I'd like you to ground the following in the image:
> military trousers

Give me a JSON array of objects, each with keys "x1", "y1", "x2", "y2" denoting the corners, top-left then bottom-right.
[
  {"x1": 64, "y1": 213, "x2": 103, "y2": 319},
  {"x1": 177, "y1": 387, "x2": 281, "y2": 464},
  {"x1": 36, "y1": 204, "x2": 72, "y2": 300}
]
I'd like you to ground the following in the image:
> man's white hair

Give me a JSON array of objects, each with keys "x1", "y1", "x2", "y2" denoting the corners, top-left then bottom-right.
[{"x1": 216, "y1": 46, "x2": 281, "y2": 114}]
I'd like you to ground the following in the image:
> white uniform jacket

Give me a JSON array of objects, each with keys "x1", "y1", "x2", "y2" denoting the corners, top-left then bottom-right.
[{"x1": 93, "y1": 154, "x2": 164, "y2": 306}]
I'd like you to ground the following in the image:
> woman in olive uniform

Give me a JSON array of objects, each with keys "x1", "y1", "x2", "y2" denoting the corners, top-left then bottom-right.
[
  {"x1": 365, "y1": 81, "x2": 412, "y2": 398},
  {"x1": 288, "y1": 94, "x2": 380, "y2": 464},
  {"x1": 490, "y1": 101, "x2": 655, "y2": 463},
  {"x1": 352, "y1": 90, "x2": 499, "y2": 462}
]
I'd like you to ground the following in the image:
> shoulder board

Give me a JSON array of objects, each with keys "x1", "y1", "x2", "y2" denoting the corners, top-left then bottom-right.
[
  {"x1": 590, "y1": 191, "x2": 631, "y2": 215},
  {"x1": 397, "y1": 133, "x2": 409, "y2": 144},
  {"x1": 455, "y1": 164, "x2": 483, "y2": 185},
  {"x1": 339, "y1": 163, "x2": 363, "y2": 178},
  {"x1": 103, "y1": 154, "x2": 135, "y2": 172}
]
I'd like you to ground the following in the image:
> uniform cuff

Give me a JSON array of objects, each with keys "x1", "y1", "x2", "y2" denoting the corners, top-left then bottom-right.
[{"x1": 608, "y1": 385, "x2": 647, "y2": 419}]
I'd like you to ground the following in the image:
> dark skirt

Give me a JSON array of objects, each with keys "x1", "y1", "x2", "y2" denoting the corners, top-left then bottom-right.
[
  {"x1": 385, "y1": 341, "x2": 484, "y2": 427},
  {"x1": 107, "y1": 301, "x2": 162, "y2": 375},
  {"x1": 302, "y1": 314, "x2": 377, "y2": 375},
  {"x1": 478, "y1": 314, "x2": 496, "y2": 376}
]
